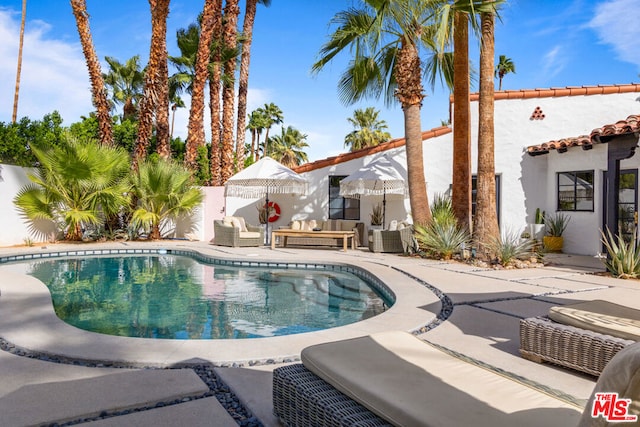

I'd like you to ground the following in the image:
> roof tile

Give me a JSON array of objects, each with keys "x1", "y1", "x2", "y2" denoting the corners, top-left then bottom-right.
[{"x1": 527, "y1": 114, "x2": 640, "y2": 156}]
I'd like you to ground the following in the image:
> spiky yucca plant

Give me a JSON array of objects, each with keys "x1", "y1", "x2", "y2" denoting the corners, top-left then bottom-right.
[
  {"x1": 415, "y1": 222, "x2": 470, "y2": 260},
  {"x1": 431, "y1": 193, "x2": 456, "y2": 227},
  {"x1": 600, "y1": 228, "x2": 640, "y2": 279},
  {"x1": 485, "y1": 229, "x2": 534, "y2": 266}
]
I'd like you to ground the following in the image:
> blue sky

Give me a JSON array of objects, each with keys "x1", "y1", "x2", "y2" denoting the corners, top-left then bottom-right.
[{"x1": 0, "y1": 0, "x2": 639, "y2": 161}]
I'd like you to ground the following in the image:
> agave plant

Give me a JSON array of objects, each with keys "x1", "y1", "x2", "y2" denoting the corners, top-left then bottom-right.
[
  {"x1": 485, "y1": 229, "x2": 535, "y2": 267},
  {"x1": 414, "y1": 222, "x2": 470, "y2": 260},
  {"x1": 130, "y1": 158, "x2": 204, "y2": 240},
  {"x1": 600, "y1": 227, "x2": 640, "y2": 279}
]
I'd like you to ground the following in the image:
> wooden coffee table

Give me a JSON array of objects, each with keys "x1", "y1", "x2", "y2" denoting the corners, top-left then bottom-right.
[{"x1": 271, "y1": 229, "x2": 356, "y2": 252}]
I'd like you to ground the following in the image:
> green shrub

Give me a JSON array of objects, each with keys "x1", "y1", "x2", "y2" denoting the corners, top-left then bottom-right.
[
  {"x1": 485, "y1": 229, "x2": 534, "y2": 266},
  {"x1": 415, "y1": 222, "x2": 470, "y2": 260},
  {"x1": 600, "y1": 228, "x2": 640, "y2": 279},
  {"x1": 545, "y1": 212, "x2": 570, "y2": 237},
  {"x1": 431, "y1": 193, "x2": 456, "y2": 227}
]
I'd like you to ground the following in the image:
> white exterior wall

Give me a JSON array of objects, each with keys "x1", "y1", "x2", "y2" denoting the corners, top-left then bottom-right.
[
  {"x1": 225, "y1": 149, "x2": 412, "y2": 232},
  {"x1": 228, "y1": 90, "x2": 640, "y2": 256},
  {"x1": 0, "y1": 164, "x2": 35, "y2": 246},
  {"x1": 0, "y1": 163, "x2": 220, "y2": 247}
]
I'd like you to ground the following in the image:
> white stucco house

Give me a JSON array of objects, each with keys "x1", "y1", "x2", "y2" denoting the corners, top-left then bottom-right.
[{"x1": 227, "y1": 83, "x2": 640, "y2": 256}]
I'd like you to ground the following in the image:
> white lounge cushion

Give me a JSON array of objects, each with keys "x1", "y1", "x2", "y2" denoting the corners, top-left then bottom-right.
[
  {"x1": 290, "y1": 220, "x2": 301, "y2": 230},
  {"x1": 549, "y1": 300, "x2": 640, "y2": 341},
  {"x1": 388, "y1": 220, "x2": 398, "y2": 231},
  {"x1": 301, "y1": 331, "x2": 581, "y2": 427},
  {"x1": 238, "y1": 231, "x2": 260, "y2": 239}
]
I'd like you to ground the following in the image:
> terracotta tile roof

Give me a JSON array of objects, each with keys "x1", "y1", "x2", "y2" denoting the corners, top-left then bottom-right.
[
  {"x1": 527, "y1": 114, "x2": 640, "y2": 156},
  {"x1": 469, "y1": 83, "x2": 640, "y2": 102},
  {"x1": 292, "y1": 126, "x2": 451, "y2": 173}
]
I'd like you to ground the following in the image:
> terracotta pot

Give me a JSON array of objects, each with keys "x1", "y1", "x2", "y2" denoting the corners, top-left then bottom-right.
[{"x1": 543, "y1": 236, "x2": 563, "y2": 252}]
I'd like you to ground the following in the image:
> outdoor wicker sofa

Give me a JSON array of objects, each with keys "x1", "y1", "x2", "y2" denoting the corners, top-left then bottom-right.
[
  {"x1": 213, "y1": 216, "x2": 264, "y2": 247},
  {"x1": 520, "y1": 300, "x2": 639, "y2": 376},
  {"x1": 273, "y1": 331, "x2": 585, "y2": 427},
  {"x1": 368, "y1": 225, "x2": 416, "y2": 253}
]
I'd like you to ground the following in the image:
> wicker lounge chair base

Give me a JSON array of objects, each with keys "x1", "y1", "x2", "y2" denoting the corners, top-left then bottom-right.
[
  {"x1": 519, "y1": 316, "x2": 634, "y2": 377},
  {"x1": 273, "y1": 364, "x2": 391, "y2": 427}
]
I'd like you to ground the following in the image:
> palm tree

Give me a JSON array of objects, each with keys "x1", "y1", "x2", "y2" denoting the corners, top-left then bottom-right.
[
  {"x1": 220, "y1": 0, "x2": 241, "y2": 183},
  {"x1": 186, "y1": 0, "x2": 218, "y2": 172},
  {"x1": 246, "y1": 109, "x2": 268, "y2": 161},
  {"x1": 266, "y1": 126, "x2": 309, "y2": 168},
  {"x1": 236, "y1": 0, "x2": 272, "y2": 172},
  {"x1": 102, "y1": 55, "x2": 145, "y2": 122},
  {"x1": 209, "y1": 0, "x2": 225, "y2": 186},
  {"x1": 130, "y1": 159, "x2": 204, "y2": 240},
  {"x1": 432, "y1": 1, "x2": 500, "y2": 233},
  {"x1": 133, "y1": 0, "x2": 170, "y2": 170},
  {"x1": 475, "y1": 0, "x2": 501, "y2": 255},
  {"x1": 314, "y1": 1, "x2": 441, "y2": 225},
  {"x1": 70, "y1": 0, "x2": 112, "y2": 147},
  {"x1": 14, "y1": 138, "x2": 130, "y2": 241},
  {"x1": 259, "y1": 102, "x2": 283, "y2": 158},
  {"x1": 452, "y1": 10, "x2": 472, "y2": 232},
  {"x1": 344, "y1": 107, "x2": 391, "y2": 151},
  {"x1": 12, "y1": 0, "x2": 26, "y2": 123},
  {"x1": 495, "y1": 54, "x2": 515, "y2": 90}
]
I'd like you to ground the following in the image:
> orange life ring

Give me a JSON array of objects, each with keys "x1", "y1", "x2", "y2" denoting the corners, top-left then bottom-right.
[{"x1": 265, "y1": 201, "x2": 281, "y2": 222}]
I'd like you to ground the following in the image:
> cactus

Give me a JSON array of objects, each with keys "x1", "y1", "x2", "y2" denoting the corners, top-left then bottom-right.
[{"x1": 535, "y1": 208, "x2": 545, "y2": 224}]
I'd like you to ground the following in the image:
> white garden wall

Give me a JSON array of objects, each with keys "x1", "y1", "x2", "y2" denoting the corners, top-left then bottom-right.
[{"x1": 0, "y1": 163, "x2": 223, "y2": 247}]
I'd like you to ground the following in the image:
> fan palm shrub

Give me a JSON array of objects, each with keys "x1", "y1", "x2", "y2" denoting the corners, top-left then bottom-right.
[
  {"x1": 14, "y1": 137, "x2": 131, "y2": 241},
  {"x1": 431, "y1": 193, "x2": 456, "y2": 227},
  {"x1": 130, "y1": 159, "x2": 204, "y2": 240},
  {"x1": 600, "y1": 227, "x2": 640, "y2": 279}
]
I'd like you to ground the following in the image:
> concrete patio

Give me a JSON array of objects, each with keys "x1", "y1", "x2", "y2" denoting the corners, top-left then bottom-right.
[{"x1": 0, "y1": 241, "x2": 630, "y2": 426}]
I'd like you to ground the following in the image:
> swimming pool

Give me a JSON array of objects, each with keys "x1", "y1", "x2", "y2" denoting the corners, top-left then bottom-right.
[{"x1": 2, "y1": 251, "x2": 393, "y2": 340}]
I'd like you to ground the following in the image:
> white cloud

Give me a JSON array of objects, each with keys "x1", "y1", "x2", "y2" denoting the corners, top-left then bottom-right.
[
  {"x1": 588, "y1": 0, "x2": 640, "y2": 68},
  {"x1": 541, "y1": 45, "x2": 565, "y2": 80},
  {"x1": 0, "y1": 9, "x2": 92, "y2": 124}
]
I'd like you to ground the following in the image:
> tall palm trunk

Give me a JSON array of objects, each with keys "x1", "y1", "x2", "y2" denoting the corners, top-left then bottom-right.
[
  {"x1": 156, "y1": 40, "x2": 171, "y2": 159},
  {"x1": 475, "y1": 4, "x2": 500, "y2": 255},
  {"x1": 186, "y1": 0, "x2": 217, "y2": 171},
  {"x1": 155, "y1": 2, "x2": 171, "y2": 159},
  {"x1": 235, "y1": 0, "x2": 260, "y2": 172},
  {"x1": 133, "y1": 0, "x2": 170, "y2": 169},
  {"x1": 12, "y1": 0, "x2": 26, "y2": 123},
  {"x1": 220, "y1": 0, "x2": 240, "y2": 183},
  {"x1": 209, "y1": 0, "x2": 223, "y2": 186},
  {"x1": 395, "y1": 38, "x2": 431, "y2": 226},
  {"x1": 452, "y1": 10, "x2": 471, "y2": 232},
  {"x1": 70, "y1": 0, "x2": 112, "y2": 147}
]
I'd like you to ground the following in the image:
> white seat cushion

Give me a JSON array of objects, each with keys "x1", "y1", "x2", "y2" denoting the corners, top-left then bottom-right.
[
  {"x1": 239, "y1": 231, "x2": 260, "y2": 239},
  {"x1": 301, "y1": 331, "x2": 581, "y2": 427},
  {"x1": 549, "y1": 300, "x2": 640, "y2": 341}
]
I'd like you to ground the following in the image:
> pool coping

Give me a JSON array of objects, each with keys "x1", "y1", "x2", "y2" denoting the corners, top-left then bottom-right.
[{"x1": 0, "y1": 242, "x2": 444, "y2": 367}]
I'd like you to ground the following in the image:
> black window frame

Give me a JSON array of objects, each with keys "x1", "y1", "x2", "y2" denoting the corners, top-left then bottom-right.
[
  {"x1": 556, "y1": 170, "x2": 594, "y2": 212},
  {"x1": 328, "y1": 176, "x2": 360, "y2": 220}
]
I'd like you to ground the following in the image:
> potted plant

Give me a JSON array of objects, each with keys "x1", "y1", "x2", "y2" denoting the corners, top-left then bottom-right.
[
  {"x1": 543, "y1": 212, "x2": 570, "y2": 252},
  {"x1": 370, "y1": 203, "x2": 384, "y2": 230},
  {"x1": 528, "y1": 208, "x2": 545, "y2": 241}
]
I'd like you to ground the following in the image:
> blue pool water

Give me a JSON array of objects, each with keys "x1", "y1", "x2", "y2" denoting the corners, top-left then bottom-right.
[{"x1": 11, "y1": 254, "x2": 391, "y2": 339}]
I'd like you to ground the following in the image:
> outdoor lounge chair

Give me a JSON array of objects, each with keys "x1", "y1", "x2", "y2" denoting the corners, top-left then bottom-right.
[
  {"x1": 273, "y1": 331, "x2": 584, "y2": 427},
  {"x1": 368, "y1": 225, "x2": 416, "y2": 253},
  {"x1": 213, "y1": 216, "x2": 264, "y2": 247},
  {"x1": 520, "y1": 300, "x2": 639, "y2": 377}
]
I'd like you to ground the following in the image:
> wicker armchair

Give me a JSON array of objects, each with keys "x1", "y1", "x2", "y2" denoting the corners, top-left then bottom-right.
[
  {"x1": 213, "y1": 218, "x2": 264, "y2": 247},
  {"x1": 368, "y1": 226, "x2": 415, "y2": 253}
]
